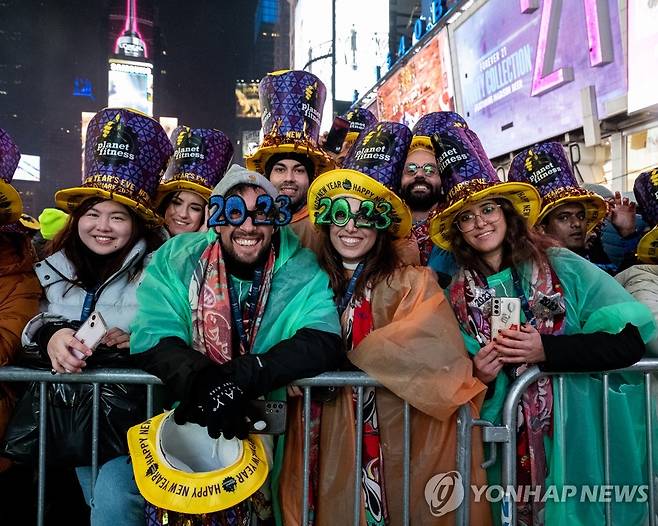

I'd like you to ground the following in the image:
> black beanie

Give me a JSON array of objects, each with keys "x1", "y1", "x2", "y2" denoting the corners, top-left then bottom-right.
[{"x1": 264, "y1": 152, "x2": 316, "y2": 181}]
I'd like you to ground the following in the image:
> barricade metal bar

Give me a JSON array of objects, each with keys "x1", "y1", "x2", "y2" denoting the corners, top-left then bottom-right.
[
  {"x1": 293, "y1": 371, "x2": 381, "y2": 387},
  {"x1": 0, "y1": 366, "x2": 163, "y2": 384},
  {"x1": 146, "y1": 384, "x2": 155, "y2": 418},
  {"x1": 402, "y1": 401, "x2": 410, "y2": 526},
  {"x1": 646, "y1": 373, "x2": 656, "y2": 526},
  {"x1": 91, "y1": 383, "x2": 101, "y2": 496},
  {"x1": 302, "y1": 386, "x2": 312, "y2": 526},
  {"x1": 37, "y1": 381, "x2": 47, "y2": 526},
  {"x1": 603, "y1": 374, "x2": 611, "y2": 526},
  {"x1": 456, "y1": 405, "x2": 472, "y2": 526},
  {"x1": 500, "y1": 359, "x2": 658, "y2": 525},
  {"x1": 353, "y1": 386, "x2": 364, "y2": 526}
]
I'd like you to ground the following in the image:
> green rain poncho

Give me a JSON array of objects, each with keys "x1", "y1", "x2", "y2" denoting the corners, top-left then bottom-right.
[
  {"x1": 457, "y1": 248, "x2": 656, "y2": 526},
  {"x1": 130, "y1": 226, "x2": 341, "y2": 524}
]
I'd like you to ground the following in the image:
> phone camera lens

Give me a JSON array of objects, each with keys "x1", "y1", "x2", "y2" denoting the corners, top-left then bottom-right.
[{"x1": 90, "y1": 322, "x2": 95, "y2": 327}]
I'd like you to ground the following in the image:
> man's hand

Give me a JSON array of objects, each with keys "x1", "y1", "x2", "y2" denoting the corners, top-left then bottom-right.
[
  {"x1": 174, "y1": 368, "x2": 258, "y2": 440},
  {"x1": 610, "y1": 191, "x2": 636, "y2": 238},
  {"x1": 495, "y1": 323, "x2": 546, "y2": 364}
]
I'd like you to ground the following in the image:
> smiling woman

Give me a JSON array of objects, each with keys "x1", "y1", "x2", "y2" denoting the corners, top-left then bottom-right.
[
  {"x1": 430, "y1": 112, "x2": 655, "y2": 526},
  {"x1": 281, "y1": 120, "x2": 491, "y2": 526},
  {"x1": 21, "y1": 108, "x2": 171, "y2": 526}
]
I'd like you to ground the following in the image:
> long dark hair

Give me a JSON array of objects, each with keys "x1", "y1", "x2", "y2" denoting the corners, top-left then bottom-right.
[
  {"x1": 318, "y1": 225, "x2": 401, "y2": 302},
  {"x1": 449, "y1": 198, "x2": 557, "y2": 276},
  {"x1": 48, "y1": 197, "x2": 161, "y2": 289}
]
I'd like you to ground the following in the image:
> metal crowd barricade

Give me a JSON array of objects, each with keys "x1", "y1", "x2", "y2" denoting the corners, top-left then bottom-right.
[
  {"x1": 0, "y1": 368, "x2": 424, "y2": 526},
  {"x1": 459, "y1": 358, "x2": 658, "y2": 526},
  {"x1": 0, "y1": 366, "x2": 163, "y2": 526}
]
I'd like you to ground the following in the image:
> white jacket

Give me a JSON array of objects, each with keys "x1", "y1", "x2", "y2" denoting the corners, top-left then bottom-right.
[
  {"x1": 615, "y1": 264, "x2": 658, "y2": 356},
  {"x1": 22, "y1": 240, "x2": 150, "y2": 346}
]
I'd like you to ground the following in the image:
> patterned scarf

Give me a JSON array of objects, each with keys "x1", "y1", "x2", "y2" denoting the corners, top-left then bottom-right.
[
  {"x1": 343, "y1": 287, "x2": 389, "y2": 526},
  {"x1": 190, "y1": 239, "x2": 275, "y2": 362},
  {"x1": 410, "y1": 219, "x2": 432, "y2": 266},
  {"x1": 145, "y1": 238, "x2": 276, "y2": 526},
  {"x1": 450, "y1": 258, "x2": 565, "y2": 526}
]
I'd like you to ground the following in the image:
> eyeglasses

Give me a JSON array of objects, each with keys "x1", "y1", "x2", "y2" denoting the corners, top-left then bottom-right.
[
  {"x1": 455, "y1": 203, "x2": 502, "y2": 233},
  {"x1": 405, "y1": 163, "x2": 438, "y2": 176}
]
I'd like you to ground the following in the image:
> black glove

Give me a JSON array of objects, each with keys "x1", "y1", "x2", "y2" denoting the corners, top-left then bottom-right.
[
  {"x1": 205, "y1": 380, "x2": 259, "y2": 439},
  {"x1": 174, "y1": 366, "x2": 259, "y2": 440}
]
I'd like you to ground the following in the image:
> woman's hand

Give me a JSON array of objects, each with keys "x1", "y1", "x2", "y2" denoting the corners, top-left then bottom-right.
[
  {"x1": 47, "y1": 328, "x2": 91, "y2": 374},
  {"x1": 102, "y1": 327, "x2": 130, "y2": 349},
  {"x1": 473, "y1": 340, "x2": 503, "y2": 384},
  {"x1": 495, "y1": 323, "x2": 546, "y2": 364}
]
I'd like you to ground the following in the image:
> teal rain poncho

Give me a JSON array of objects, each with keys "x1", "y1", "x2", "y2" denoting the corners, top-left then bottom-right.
[
  {"x1": 130, "y1": 227, "x2": 341, "y2": 525},
  {"x1": 456, "y1": 248, "x2": 656, "y2": 526}
]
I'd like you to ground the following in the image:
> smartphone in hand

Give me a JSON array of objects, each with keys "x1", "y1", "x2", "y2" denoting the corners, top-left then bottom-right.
[
  {"x1": 248, "y1": 400, "x2": 287, "y2": 435},
  {"x1": 71, "y1": 311, "x2": 109, "y2": 359},
  {"x1": 323, "y1": 116, "x2": 350, "y2": 154},
  {"x1": 490, "y1": 297, "x2": 521, "y2": 339}
]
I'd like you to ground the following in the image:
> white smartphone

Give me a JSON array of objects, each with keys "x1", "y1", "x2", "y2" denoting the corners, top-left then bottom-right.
[
  {"x1": 71, "y1": 311, "x2": 109, "y2": 359},
  {"x1": 490, "y1": 297, "x2": 521, "y2": 340}
]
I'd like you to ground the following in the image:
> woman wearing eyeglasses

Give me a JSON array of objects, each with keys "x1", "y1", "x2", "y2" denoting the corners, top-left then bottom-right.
[
  {"x1": 281, "y1": 122, "x2": 491, "y2": 526},
  {"x1": 429, "y1": 116, "x2": 655, "y2": 526}
]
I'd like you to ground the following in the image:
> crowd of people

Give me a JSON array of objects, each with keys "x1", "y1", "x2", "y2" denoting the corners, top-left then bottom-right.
[{"x1": 0, "y1": 68, "x2": 657, "y2": 526}]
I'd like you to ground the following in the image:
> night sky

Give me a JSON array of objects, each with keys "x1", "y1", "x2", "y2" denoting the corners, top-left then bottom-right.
[{"x1": 1, "y1": 0, "x2": 259, "y2": 213}]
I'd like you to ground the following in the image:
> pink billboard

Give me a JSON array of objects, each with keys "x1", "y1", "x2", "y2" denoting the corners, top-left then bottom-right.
[
  {"x1": 452, "y1": 0, "x2": 626, "y2": 158},
  {"x1": 628, "y1": 0, "x2": 658, "y2": 113}
]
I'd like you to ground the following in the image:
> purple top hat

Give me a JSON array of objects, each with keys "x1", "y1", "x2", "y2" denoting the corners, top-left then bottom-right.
[
  {"x1": 343, "y1": 108, "x2": 377, "y2": 136},
  {"x1": 633, "y1": 167, "x2": 658, "y2": 263},
  {"x1": 428, "y1": 113, "x2": 541, "y2": 250},
  {"x1": 0, "y1": 128, "x2": 23, "y2": 225},
  {"x1": 157, "y1": 127, "x2": 234, "y2": 205},
  {"x1": 245, "y1": 70, "x2": 334, "y2": 177},
  {"x1": 307, "y1": 121, "x2": 414, "y2": 238},
  {"x1": 259, "y1": 70, "x2": 325, "y2": 144},
  {"x1": 508, "y1": 142, "x2": 607, "y2": 231},
  {"x1": 343, "y1": 121, "x2": 412, "y2": 194},
  {"x1": 55, "y1": 108, "x2": 173, "y2": 223},
  {"x1": 411, "y1": 112, "x2": 469, "y2": 152}
]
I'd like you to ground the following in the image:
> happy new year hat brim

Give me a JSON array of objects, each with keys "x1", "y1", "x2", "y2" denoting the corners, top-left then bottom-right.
[
  {"x1": 55, "y1": 108, "x2": 173, "y2": 225},
  {"x1": 537, "y1": 189, "x2": 608, "y2": 233},
  {"x1": 128, "y1": 412, "x2": 269, "y2": 515},
  {"x1": 428, "y1": 113, "x2": 541, "y2": 251},
  {"x1": 429, "y1": 181, "x2": 541, "y2": 250},
  {"x1": 0, "y1": 180, "x2": 23, "y2": 225},
  {"x1": 307, "y1": 168, "x2": 412, "y2": 238},
  {"x1": 508, "y1": 142, "x2": 608, "y2": 234},
  {"x1": 636, "y1": 226, "x2": 658, "y2": 264}
]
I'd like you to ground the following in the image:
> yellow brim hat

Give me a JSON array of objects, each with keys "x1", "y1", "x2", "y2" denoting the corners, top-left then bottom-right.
[
  {"x1": 307, "y1": 168, "x2": 412, "y2": 238},
  {"x1": 0, "y1": 180, "x2": 23, "y2": 225},
  {"x1": 537, "y1": 190, "x2": 608, "y2": 234},
  {"x1": 409, "y1": 135, "x2": 434, "y2": 152},
  {"x1": 154, "y1": 181, "x2": 211, "y2": 208},
  {"x1": 55, "y1": 187, "x2": 161, "y2": 225},
  {"x1": 637, "y1": 227, "x2": 658, "y2": 264},
  {"x1": 244, "y1": 141, "x2": 335, "y2": 177},
  {"x1": 128, "y1": 411, "x2": 269, "y2": 515},
  {"x1": 429, "y1": 180, "x2": 541, "y2": 250}
]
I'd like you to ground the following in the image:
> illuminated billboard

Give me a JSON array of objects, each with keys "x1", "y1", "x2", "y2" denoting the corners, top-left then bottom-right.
[
  {"x1": 108, "y1": 59, "x2": 153, "y2": 116},
  {"x1": 14, "y1": 155, "x2": 40, "y2": 182},
  {"x1": 451, "y1": 0, "x2": 626, "y2": 157},
  {"x1": 293, "y1": 0, "x2": 388, "y2": 130},
  {"x1": 377, "y1": 29, "x2": 454, "y2": 128},
  {"x1": 242, "y1": 130, "x2": 261, "y2": 158},
  {"x1": 235, "y1": 82, "x2": 261, "y2": 118},
  {"x1": 628, "y1": 0, "x2": 658, "y2": 113}
]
